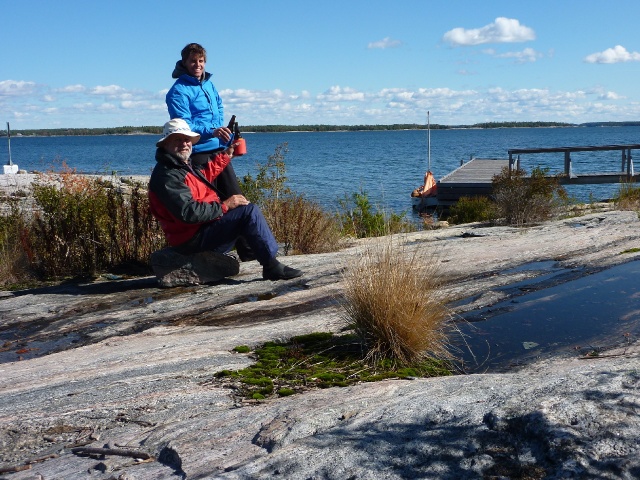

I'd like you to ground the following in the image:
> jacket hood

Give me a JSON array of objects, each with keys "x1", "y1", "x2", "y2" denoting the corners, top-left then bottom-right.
[{"x1": 171, "y1": 60, "x2": 212, "y2": 82}]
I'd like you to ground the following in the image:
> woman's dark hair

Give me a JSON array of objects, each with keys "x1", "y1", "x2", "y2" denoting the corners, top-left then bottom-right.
[{"x1": 181, "y1": 43, "x2": 207, "y2": 63}]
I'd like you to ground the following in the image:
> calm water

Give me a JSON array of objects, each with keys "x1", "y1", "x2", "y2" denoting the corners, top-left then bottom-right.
[
  {"x1": 454, "y1": 260, "x2": 640, "y2": 372},
  {"x1": 3, "y1": 126, "x2": 639, "y2": 215}
]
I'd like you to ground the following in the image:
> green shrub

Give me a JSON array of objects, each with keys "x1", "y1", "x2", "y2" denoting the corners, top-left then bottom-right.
[
  {"x1": 238, "y1": 142, "x2": 291, "y2": 204},
  {"x1": 337, "y1": 190, "x2": 416, "y2": 238},
  {"x1": 492, "y1": 166, "x2": 568, "y2": 226},
  {"x1": 448, "y1": 196, "x2": 496, "y2": 224},
  {"x1": 0, "y1": 199, "x2": 34, "y2": 287},
  {"x1": 27, "y1": 173, "x2": 165, "y2": 279}
]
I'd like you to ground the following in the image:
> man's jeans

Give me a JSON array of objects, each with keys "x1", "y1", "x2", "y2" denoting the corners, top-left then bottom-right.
[{"x1": 196, "y1": 203, "x2": 278, "y2": 266}]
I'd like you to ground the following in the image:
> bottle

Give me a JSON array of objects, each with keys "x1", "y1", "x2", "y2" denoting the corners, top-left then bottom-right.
[
  {"x1": 221, "y1": 115, "x2": 236, "y2": 149},
  {"x1": 226, "y1": 115, "x2": 236, "y2": 131}
]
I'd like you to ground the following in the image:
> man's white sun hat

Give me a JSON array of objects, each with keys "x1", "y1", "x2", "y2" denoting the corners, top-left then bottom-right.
[{"x1": 157, "y1": 118, "x2": 201, "y2": 147}]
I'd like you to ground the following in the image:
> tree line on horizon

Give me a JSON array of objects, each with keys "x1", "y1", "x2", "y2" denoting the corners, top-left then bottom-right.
[{"x1": 2, "y1": 121, "x2": 640, "y2": 137}]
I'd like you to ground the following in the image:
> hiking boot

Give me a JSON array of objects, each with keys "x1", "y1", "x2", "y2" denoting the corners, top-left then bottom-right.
[{"x1": 262, "y1": 261, "x2": 303, "y2": 281}]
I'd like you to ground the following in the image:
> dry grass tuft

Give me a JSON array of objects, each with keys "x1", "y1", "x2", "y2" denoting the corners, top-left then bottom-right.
[
  {"x1": 615, "y1": 180, "x2": 640, "y2": 211},
  {"x1": 262, "y1": 194, "x2": 344, "y2": 255},
  {"x1": 341, "y1": 238, "x2": 451, "y2": 366}
]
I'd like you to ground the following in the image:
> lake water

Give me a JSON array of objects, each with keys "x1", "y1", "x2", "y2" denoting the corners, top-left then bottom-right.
[{"x1": 2, "y1": 126, "x2": 639, "y2": 215}]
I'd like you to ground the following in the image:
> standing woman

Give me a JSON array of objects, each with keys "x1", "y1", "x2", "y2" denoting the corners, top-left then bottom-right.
[{"x1": 166, "y1": 43, "x2": 243, "y2": 199}]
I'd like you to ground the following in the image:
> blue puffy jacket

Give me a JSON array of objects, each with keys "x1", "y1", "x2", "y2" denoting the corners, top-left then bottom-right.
[{"x1": 166, "y1": 61, "x2": 225, "y2": 153}]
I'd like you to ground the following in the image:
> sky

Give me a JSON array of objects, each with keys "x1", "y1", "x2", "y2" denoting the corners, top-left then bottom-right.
[{"x1": 2, "y1": 0, "x2": 640, "y2": 129}]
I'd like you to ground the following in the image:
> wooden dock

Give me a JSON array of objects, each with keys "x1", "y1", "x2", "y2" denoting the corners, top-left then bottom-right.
[
  {"x1": 432, "y1": 144, "x2": 639, "y2": 207},
  {"x1": 436, "y1": 158, "x2": 507, "y2": 205}
]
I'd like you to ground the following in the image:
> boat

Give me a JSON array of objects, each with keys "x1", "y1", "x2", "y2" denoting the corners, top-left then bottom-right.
[{"x1": 411, "y1": 112, "x2": 438, "y2": 209}]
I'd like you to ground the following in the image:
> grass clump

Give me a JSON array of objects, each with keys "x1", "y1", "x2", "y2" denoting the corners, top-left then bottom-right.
[
  {"x1": 447, "y1": 195, "x2": 496, "y2": 224},
  {"x1": 341, "y1": 239, "x2": 451, "y2": 367},
  {"x1": 337, "y1": 189, "x2": 416, "y2": 238},
  {"x1": 614, "y1": 180, "x2": 640, "y2": 211},
  {"x1": 213, "y1": 331, "x2": 452, "y2": 400},
  {"x1": 261, "y1": 194, "x2": 344, "y2": 255},
  {"x1": 492, "y1": 166, "x2": 568, "y2": 226}
]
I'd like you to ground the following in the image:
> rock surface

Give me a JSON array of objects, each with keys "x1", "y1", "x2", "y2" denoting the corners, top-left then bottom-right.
[{"x1": 1, "y1": 208, "x2": 640, "y2": 479}]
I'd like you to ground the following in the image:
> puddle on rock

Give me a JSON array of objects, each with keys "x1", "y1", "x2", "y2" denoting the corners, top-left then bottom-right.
[{"x1": 452, "y1": 260, "x2": 640, "y2": 373}]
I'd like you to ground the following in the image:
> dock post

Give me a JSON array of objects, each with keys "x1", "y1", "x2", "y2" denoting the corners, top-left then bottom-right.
[
  {"x1": 627, "y1": 148, "x2": 634, "y2": 178},
  {"x1": 564, "y1": 151, "x2": 572, "y2": 178},
  {"x1": 508, "y1": 152, "x2": 514, "y2": 172}
]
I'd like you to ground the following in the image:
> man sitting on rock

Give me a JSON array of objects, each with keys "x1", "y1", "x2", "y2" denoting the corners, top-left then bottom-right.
[{"x1": 148, "y1": 118, "x2": 303, "y2": 282}]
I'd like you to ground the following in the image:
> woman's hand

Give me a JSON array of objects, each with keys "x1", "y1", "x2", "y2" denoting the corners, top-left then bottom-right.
[{"x1": 213, "y1": 126, "x2": 232, "y2": 143}]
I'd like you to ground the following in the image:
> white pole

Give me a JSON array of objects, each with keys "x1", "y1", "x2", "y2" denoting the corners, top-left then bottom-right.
[
  {"x1": 427, "y1": 111, "x2": 431, "y2": 172},
  {"x1": 6, "y1": 122, "x2": 12, "y2": 166}
]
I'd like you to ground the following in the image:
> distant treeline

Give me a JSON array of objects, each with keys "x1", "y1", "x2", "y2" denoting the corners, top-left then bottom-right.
[
  {"x1": 1, "y1": 126, "x2": 162, "y2": 137},
  {"x1": 2, "y1": 121, "x2": 640, "y2": 137}
]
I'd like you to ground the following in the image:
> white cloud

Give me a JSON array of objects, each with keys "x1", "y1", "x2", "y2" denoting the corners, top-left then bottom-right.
[
  {"x1": 599, "y1": 91, "x2": 623, "y2": 100},
  {"x1": 443, "y1": 17, "x2": 535, "y2": 46},
  {"x1": 72, "y1": 103, "x2": 95, "y2": 110},
  {"x1": 56, "y1": 84, "x2": 86, "y2": 93},
  {"x1": 3, "y1": 79, "x2": 640, "y2": 128},
  {"x1": 120, "y1": 101, "x2": 148, "y2": 109},
  {"x1": 90, "y1": 85, "x2": 128, "y2": 96},
  {"x1": 0, "y1": 80, "x2": 37, "y2": 96},
  {"x1": 317, "y1": 86, "x2": 365, "y2": 102},
  {"x1": 493, "y1": 47, "x2": 543, "y2": 63},
  {"x1": 584, "y1": 45, "x2": 640, "y2": 64},
  {"x1": 367, "y1": 37, "x2": 402, "y2": 49}
]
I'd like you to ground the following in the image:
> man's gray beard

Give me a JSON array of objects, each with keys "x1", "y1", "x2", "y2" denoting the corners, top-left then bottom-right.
[{"x1": 175, "y1": 149, "x2": 191, "y2": 162}]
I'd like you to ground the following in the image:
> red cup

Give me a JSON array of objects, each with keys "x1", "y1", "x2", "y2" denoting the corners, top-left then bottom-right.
[{"x1": 233, "y1": 137, "x2": 247, "y2": 156}]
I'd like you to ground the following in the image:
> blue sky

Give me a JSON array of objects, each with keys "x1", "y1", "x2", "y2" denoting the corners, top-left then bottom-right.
[{"x1": 2, "y1": 0, "x2": 640, "y2": 129}]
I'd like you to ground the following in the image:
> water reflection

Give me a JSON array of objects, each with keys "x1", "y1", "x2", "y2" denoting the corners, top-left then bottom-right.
[{"x1": 452, "y1": 260, "x2": 640, "y2": 373}]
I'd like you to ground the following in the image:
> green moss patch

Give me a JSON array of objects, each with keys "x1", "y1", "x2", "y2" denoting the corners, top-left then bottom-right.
[{"x1": 210, "y1": 332, "x2": 452, "y2": 400}]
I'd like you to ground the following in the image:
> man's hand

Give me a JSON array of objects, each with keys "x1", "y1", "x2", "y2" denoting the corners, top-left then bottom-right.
[{"x1": 223, "y1": 195, "x2": 250, "y2": 210}]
